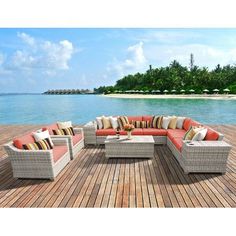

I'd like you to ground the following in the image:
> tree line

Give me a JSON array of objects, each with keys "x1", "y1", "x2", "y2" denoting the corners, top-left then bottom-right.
[{"x1": 94, "y1": 59, "x2": 236, "y2": 94}]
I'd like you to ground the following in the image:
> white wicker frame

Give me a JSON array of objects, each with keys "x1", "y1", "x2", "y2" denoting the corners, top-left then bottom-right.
[
  {"x1": 83, "y1": 121, "x2": 97, "y2": 145},
  {"x1": 181, "y1": 140, "x2": 232, "y2": 174},
  {"x1": 4, "y1": 138, "x2": 71, "y2": 180},
  {"x1": 105, "y1": 135, "x2": 154, "y2": 159},
  {"x1": 83, "y1": 121, "x2": 167, "y2": 145},
  {"x1": 83, "y1": 119, "x2": 232, "y2": 174},
  {"x1": 50, "y1": 127, "x2": 84, "y2": 159}
]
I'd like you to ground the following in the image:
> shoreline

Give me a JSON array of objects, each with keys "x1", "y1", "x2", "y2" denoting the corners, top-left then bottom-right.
[{"x1": 104, "y1": 94, "x2": 236, "y2": 100}]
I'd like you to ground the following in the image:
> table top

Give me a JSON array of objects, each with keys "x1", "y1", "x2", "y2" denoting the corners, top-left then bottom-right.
[{"x1": 105, "y1": 135, "x2": 154, "y2": 144}]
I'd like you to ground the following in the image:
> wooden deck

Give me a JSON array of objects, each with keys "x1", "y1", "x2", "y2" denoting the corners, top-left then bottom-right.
[{"x1": 0, "y1": 124, "x2": 236, "y2": 207}]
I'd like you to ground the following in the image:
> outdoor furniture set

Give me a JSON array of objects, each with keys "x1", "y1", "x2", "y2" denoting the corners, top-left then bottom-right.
[
  {"x1": 84, "y1": 115, "x2": 232, "y2": 174},
  {"x1": 4, "y1": 115, "x2": 232, "y2": 180}
]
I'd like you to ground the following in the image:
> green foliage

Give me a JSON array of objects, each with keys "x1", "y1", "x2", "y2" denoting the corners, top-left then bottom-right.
[
  {"x1": 95, "y1": 61, "x2": 236, "y2": 94},
  {"x1": 228, "y1": 83, "x2": 236, "y2": 94}
]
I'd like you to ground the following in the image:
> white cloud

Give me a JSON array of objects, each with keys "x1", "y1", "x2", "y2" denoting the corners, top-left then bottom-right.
[
  {"x1": 17, "y1": 32, "x2": 35, "y2": 46},
  {"x1": 41, "y1": 40, "x2": 74, "y2": 70},
  {"x1": 8, "y1": 33, "x2": 75, "y2": 74},
  {"x1": 107, "y1": 41, "x2": 147, "y2": 78},
  {"x1": 11, "y1": 50, "x2": 37, "y2": 69},
  {"x1": 145, "y1": 43, "x2": 236, "y2": 69},
  {"x1": 0, "y1": 53, "x2": 11, "y2": 75},
  {"x1": 133, "y1": 30, "x2": 202, "y2": 44}
]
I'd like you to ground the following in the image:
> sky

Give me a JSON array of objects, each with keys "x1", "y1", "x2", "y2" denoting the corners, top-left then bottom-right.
[{"x1": 1, "y1": 28, "x2": 236, "y2": 93}]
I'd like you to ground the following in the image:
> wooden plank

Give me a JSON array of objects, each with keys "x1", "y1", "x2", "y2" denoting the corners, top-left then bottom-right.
[
  {"x1": 147, "y1": 159, "x2": 165, "y2": 207},
  {"x1": 44, "y1": 148, "x2": 95, "y2": 207},
  {"x1": 161, "y1": 146, "x2": 203, "y2": 207},
  {"x1": 115, "y1": 159, "x2": 125, "y2": 207},
  {"x1": 61, "y1": 147, "x2": 102, "y2": 207},
  {"x1": 107, "y1": 160, "x2": 121, "y2": 208},
  {"x1": 158, "y1": 148, "x2": 189, "y2": 207},
  {"x1": 30, "y1": 148, "x2": 93, "y2": 207},
  {"x1": 122, "y1": 159, "x2": 130, "y2": 208},
  {"x1": 139, "y1": 160, "x2": 151, "y2": 207},
  {"x1": 79, "y1": 150, "x2": 108, "y2": 207},
  {"x1": 91, "y1": 158, "x2": 114, "y2": 207},
  {"x1": 143, "y1": 159, "x2": 158, "y2": 207},
  {"x1": 100, "y1": 159, "x2": 118, "y2": 208},
  {"x1": 134, "y1": 159, "x2": 143, "y2": 207},
  {"x1": 0, "y1": 124, "x2": 236, "y2": 208},
  {"x1": 129, "y1": 160, "x2": 136, "y2": 208},
  {"x1": 154, "y1": 148, "x2": 179, "y2": 207}
]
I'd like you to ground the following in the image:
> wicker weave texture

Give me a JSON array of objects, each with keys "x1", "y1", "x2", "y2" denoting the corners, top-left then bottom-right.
[
  {"x1": 4, "y1": 139, "x2": 71, "y2": 179},
  {"x1": 181, "y1": 141, "x2": 231, "y2": 173},
  {"x1": 105, "y1": 135, "x2": 154, "y2": 158},
  {"x1": 50, "y1": 127, "x2": 84, "y2": 159},
  {"x1": 83, "y1": 119, "x2": 232, "y2": 173},
  {"x1": 83, "y1": 122, "x2": 97, "y2": 145}
]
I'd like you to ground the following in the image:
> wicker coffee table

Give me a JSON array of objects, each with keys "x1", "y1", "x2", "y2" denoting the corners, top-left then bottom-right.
[{"x1": 105, "y1": 135, "x2": 154, "y2": 159}]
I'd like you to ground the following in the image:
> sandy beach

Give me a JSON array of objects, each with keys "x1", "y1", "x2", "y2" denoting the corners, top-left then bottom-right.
[{"x1": 104, "y1": 94, "x2": 236, "y2": 100}]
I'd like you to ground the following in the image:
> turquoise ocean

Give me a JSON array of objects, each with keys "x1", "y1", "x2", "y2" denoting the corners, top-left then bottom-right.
[{"x1": 0, "y1": 94, "x2": 235, "y2": 124}]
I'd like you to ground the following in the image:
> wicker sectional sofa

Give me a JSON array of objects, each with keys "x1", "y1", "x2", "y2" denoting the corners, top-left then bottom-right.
[{"x1": 83, "y1": 116, "x2": 232, "y2": 174}]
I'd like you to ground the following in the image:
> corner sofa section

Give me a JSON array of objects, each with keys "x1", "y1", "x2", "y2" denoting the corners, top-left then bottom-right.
[{"x1": 83, "y1": 116, "x2": 231, "y2": 174}]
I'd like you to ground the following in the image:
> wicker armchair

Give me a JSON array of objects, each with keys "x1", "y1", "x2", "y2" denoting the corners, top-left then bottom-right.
[
  {"x1": 50, "y1": 127, "x2": 84, "y2": 159},
  {"x1": 4, "y1": 137, "x2": 70, "y2": 180}
]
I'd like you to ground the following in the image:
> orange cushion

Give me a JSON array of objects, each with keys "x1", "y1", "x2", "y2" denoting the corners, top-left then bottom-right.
[
  {"x1": 53, "y1": 145, "x2": 68, "y2": 163},
  {"x1": 167, "y1": 129, "x2": 186, "y2": 142},
  {"x1": 142, "y1": 115, "x2": 153, "y2": 123},
  {"x1": 183, "y1": 118, "x2": 201, "y2": 131},
  {"x1": 119, "y1": 128, "x2": 143, "y2": 135},
  {"x1": 183, "y1": 118, "x2": 192, "y2": 131},
  {"x1": 96, "y1": 129, "x2": 116, "y2": 136},
  {"x1": 142, "y1": 128, "x2": 167, "y2": 136},
  {"x1": 172, "y1": 137, "x2": 183, "y2": 152},
  {"x1": 204, "y1": 128, "x2": 219, "y2": 140},
  {"x1": 127, "y1": 116, "x2": 143, "y2": 123},
  {"x1": 13, "y1": 139, "x2": 23, "y2": 149},
  {"x1": 42, "y1": 124, "x2": 59, "y2": 135},
  {"x1": 72, "y1": 133, "x2": 83, "y2": 146},
  {"x1": 13, "y1": 133, "x2": 35, "y2": 149}
]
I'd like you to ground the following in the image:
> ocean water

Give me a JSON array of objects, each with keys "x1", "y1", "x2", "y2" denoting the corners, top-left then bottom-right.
[{"x1": 0, "y1": 94, "x2": 235, "y2": 124}]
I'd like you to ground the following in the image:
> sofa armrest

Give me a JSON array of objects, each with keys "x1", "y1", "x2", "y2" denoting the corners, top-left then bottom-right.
[
  {"x1": 182, "y1": 140, "x2": 232, "y2": 158},
  {"x1": 4, "y1": 142, "x2": 52, "y2": 154},
  {"x1": 83, "y1": 121, "x2": 97, "y2": 145},
  {"x1": 51, "y1": 137, "x2": 69, "y2": 146},
  {"x1": 84, "y1": 121, "x2": 97, "y2": 130},
  {"x1": 183, "y1": 140, "x2": 231, "y2": 149},
  {"x1": 74, "y1": 127, "x2": 84, "y2": 136},
  {"x1": 218, "y1": 132, "x2": 224, "y2": 141},
  {"x1": 4, "y1": 142, "x2": 53, "y2": 162}
]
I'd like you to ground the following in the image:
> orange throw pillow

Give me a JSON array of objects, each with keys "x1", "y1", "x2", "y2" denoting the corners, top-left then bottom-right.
[{"x1": 13, "y1": 139, "x2": 23, "y2": 149}]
